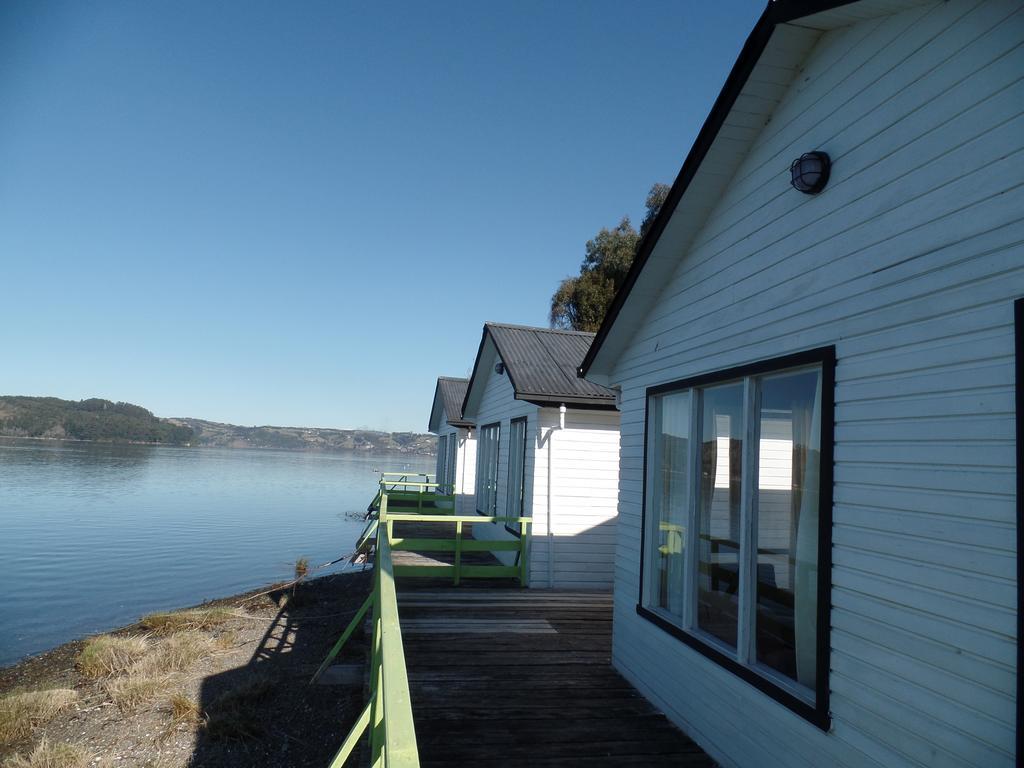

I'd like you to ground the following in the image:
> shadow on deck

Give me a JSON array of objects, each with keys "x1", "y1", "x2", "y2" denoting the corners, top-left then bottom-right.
[{"x1": 390, "y1": 519, "x2": 714, "y2": 767}]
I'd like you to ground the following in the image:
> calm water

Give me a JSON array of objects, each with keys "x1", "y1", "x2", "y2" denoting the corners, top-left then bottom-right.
[{"x1": 0, "y1": 439, "x2": 433, "y2": 667}]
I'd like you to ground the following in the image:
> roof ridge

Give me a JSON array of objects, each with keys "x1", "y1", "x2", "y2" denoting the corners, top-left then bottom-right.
[
  {"x1": 485, "y1": 321, "x2": 596, "y2": 338},
  {"x1": 436, "y1": 376, "x2": 469, "y2": 383}
]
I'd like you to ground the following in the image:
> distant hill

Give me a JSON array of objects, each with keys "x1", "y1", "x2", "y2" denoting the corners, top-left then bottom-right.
[
  {"x1": 168, "y1": 417, "x2": 435, "y2": 455},
  {"x1": 0, "y1": 396, "x2": 194, "y2": 445},
  {"x1": 0, "y1": 397, "x2": 436, "y2": 455}
]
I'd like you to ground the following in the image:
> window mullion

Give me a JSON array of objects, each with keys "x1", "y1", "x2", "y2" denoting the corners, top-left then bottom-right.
[
  {"x1": 737, "y1": 377, "x2": 760, "y2": 665},
  {"x1": 683, "y1": 388, "x2": 700, "y2": 631}
]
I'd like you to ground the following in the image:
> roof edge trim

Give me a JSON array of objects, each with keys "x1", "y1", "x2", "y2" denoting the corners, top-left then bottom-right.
[{"x1": 579, "y1": 0, "x2": 862, "y2": 379}]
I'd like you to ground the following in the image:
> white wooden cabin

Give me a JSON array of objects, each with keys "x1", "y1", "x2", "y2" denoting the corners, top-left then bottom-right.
[
  {"x1": 461, "y1": 322, "x2": 620, "y2": 590},
  {"x1": 427, "y1": 376, "x2": 476, "y2": 516},
  {"x1": 579, "y1": 0, "x2": 1023, "y2": 765}
]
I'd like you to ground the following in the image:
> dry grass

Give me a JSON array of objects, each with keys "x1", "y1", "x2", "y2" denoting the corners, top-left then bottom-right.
[
  {"x1": 139, "y1": 632, "x2": 215, "y2": 676},
  {"x1": 77, "y1": 635, "x2": 150, "y2": 679},
  {"x1": 140, "y1": 608, "x2": 234, "y2": 635},
  {"x1": 104, "y1": 674, "x2": 174, "y2": 712},
  {"x1": 140, "y1": 755, "x2": 184, "y2": 768},
  {"x1": 1, "y1": 739, "x2": 90, "y2": 768},
  {"x1": 100, "y1": 631, "x2": 217, "y2": 712},
  {"x1": 0, "y1": 689, "x2": 78, "y2": 746},
  {"x1": 168, "y1": 693, "x2": 200, "y2": 726},
  {"x1": 212, "y1": 630, "x2": 239, "y2": 652}
]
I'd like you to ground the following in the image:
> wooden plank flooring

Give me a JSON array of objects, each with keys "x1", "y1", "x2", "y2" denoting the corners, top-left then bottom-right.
[
  {"x1": 394, "y1": 585, "x2": 716, "y2": 767},
  {"x1": 380, "y1": 518, "x2": 714, "y2": 765}
]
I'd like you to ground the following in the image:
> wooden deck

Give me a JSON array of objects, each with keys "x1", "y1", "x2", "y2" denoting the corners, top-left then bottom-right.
[
  {"x1": 396, "y1": 588, "x2": 715, "y2": 766},
  {"x1": 383, "y1": 515, "x2": 715, "y2": 768}
]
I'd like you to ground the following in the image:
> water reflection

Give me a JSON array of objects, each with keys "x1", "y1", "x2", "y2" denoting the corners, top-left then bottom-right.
[{"x1": 0, "y1": 438, "x2": 433, "y2": 667}]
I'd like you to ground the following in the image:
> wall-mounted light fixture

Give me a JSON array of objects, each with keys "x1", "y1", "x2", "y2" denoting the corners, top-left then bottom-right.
[
  {"x1": 494, "y1": 361, "x2": 505, "y2": 375},
  {"x1": 789, "y1": 151, "x2": 831, "y2": 194}
]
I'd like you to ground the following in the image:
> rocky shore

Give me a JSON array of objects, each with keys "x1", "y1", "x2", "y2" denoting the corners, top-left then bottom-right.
[{"x1": 0, "y1": 571, "x2": 372, "y2": 768}]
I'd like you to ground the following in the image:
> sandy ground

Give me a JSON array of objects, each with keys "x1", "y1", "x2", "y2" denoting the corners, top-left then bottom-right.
[{"x1": 0, "y1": 571, "x2": 373, "y2": 767}]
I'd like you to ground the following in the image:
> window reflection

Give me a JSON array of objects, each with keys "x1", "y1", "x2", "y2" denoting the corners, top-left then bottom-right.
[
  {"x1": 755, "y1": 369, "x2": 822, "y2": 688},
  {"x1": 696, "y1": 382, "x2": 744, "y2": 648},
  {"x1": 648, "y1": 391, "x2": 689, "y2": 620}
]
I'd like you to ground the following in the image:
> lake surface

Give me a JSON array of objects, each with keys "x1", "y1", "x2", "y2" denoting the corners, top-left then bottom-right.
[{"x1": 0, "y1": 439, "x2": 434, "y2": 667}]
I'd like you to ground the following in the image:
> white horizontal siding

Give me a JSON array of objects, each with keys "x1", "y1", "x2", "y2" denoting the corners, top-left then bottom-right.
[
  {"x1": 606, "y1": 2, "x2": 1022, "y2": 767},
  {"x1": 531, "y1": 408, "x2": 620, "y2": 590},
  {"x1": 464, "y1": 361, "x2": 537, "y2": 568},
  {"x1": 437, "y1": 421, "x2": 476, "y2": 515},
  {"x1": 467, "y1": 360, "x2": 621, "y2": 589}
]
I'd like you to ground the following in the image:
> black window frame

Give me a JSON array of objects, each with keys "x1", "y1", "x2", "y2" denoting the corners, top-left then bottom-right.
[
  {"x1": 504, "y1": 416, "x2": 529, "y2": 536},
  {"x1": 637, "y1": 346, "x2": 835, "y2": 730},
  {"x1": 1015, "y1": 298, "x2": 1022, "y2": 762}
]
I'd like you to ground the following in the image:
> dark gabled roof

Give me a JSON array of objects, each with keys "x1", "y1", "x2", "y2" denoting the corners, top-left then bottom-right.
[
  {"x1": 579, "y1": 0, "x2": 926, "y2": 379},
  {"x1": 437, "y1": 377, "x2": 471, "y2": 425},
  {"x1": 462, "y1": 323, "x2": 616, "y2": 416},
  {"x1": 427, "y1": 377, "x2": 473, "y2": 432}
]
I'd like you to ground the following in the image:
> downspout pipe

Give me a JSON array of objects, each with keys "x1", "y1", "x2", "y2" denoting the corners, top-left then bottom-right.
[{"x1": 547, "y1": 404, "x2": 567, "y2": 588}]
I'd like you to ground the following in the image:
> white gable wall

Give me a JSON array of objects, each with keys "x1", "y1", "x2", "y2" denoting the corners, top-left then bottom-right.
[
  {"x1": 530, "y1": 407, "x2": 620, "y2": 590},
  {"x1": 606, "y1": 2, "x2": 1022, "y2": 766},
  {"x1": 466, "y1": 359, "x2": 537, "y2": 558},
  {"x1": 467, "y1": 355, "x2": 622, "y2": 589},
  {"x1": 436, "y1": 419, "x2": 476, "y2": 516}
]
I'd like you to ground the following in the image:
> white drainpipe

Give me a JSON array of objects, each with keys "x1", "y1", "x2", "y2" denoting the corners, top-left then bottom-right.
[{"x1": 546, "y1": 404, "x2": 567, "y2": 588}]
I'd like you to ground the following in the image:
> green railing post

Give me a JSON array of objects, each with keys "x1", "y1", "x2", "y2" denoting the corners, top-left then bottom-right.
[
  {"x1": 327, "y1": 485, "x2": 421, "y2": 768},
  {"x1": 369, "y1": 549, "x2": 384, "y2": 762},
  {"x1": 376, "y1": 529, "x2": 419, "y2": 767}
]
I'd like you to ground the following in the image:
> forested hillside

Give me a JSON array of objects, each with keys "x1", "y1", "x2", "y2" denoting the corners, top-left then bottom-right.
[
  {"x1": 0, "y1": 397, "x2": 436, "y2": 454},
  {"x1": 0, "y1": 396, "x2": 195, "y2": 444},
  {"x1": 170, "y1": 418, "x2": 435, "y2": 454}
]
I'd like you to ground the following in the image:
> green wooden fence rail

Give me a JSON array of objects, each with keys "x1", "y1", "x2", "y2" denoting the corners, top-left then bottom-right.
[
  {"x1": 367, "y1": 474, "x2": 455, "y2": 515},
  {"x1": 384, "y1": 511, "x2": 531, "y2": 586},
  {"x1": 320, "y1": 481, "x2": 532, "y2": 767},
  {"x1": 322, "y1": 507, "x2": 420, "y2": 768}
]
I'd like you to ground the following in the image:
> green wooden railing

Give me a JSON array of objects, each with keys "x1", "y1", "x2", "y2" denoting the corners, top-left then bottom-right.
[
  {"x1": 385, "y1": 512, "x2": 531, "y2": 586},
  {"x1": 318, "y1": 481, "x2": 532, "y2": 766},
  {"x1": 368, "y1": 474, "x2": 455, "y2": 515},
  {"x1": 319, "y1": 504, "x2": 420, "y2": 767}
]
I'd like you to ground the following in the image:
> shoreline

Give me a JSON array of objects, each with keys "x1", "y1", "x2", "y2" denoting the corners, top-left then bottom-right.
[
  {"x1": 0, "y1": 569, "x2": 366, "y2": 679},
  {"x1": 0, "y1": 570, "x2": 372, "y2": 767},
  {"x1": 0, "y1": 434, "x2": 435, "y2": 456}
]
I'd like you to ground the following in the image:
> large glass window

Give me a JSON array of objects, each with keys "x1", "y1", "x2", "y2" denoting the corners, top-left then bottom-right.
[
  {"x1": 697, "y1": 381, "x2": 744, "y2": 648},
  {"x1": 505, "y1": 418, "x2": 528, "y2": 534},
  {"x1": 436, "y1": 435, "x2": 448, "y2": 492},
  {"x1": 645, "y1": 390, "x2": 689, "y2": 622},
  {"x1": 640, "y1": 349, "x2": 832, "y2": 723},
  {"x1": 475, "y1": 423, "x2": 500, "y2": 515},
  {"x1": 445, "y1": 434, "x2": 457, "y2": 492},
  {"x1": 757, "y1": 369, "x2": 822, "y2": 686}
]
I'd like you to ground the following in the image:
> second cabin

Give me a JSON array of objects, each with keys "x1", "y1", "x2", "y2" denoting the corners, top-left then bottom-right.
[
  {"x1": 427, "y1": 376, "x2": 477, "y2": 516},
  {"x1": 459, "y1": 322, "x2": 621, "y2": 590}
]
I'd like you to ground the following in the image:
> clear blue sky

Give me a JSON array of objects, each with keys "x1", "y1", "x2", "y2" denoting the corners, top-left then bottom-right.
[{"x1": 0, "y1": 0, "x2": 763, "y2": 432}]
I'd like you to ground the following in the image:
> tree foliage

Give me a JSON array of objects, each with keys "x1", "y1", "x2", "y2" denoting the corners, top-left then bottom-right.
[
  {"x1": 550, "y1": 183, "x2": 670, "y2": 332},
  {"x1": 0, "y1": 396, "x2": 194, "y2": 444}
]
